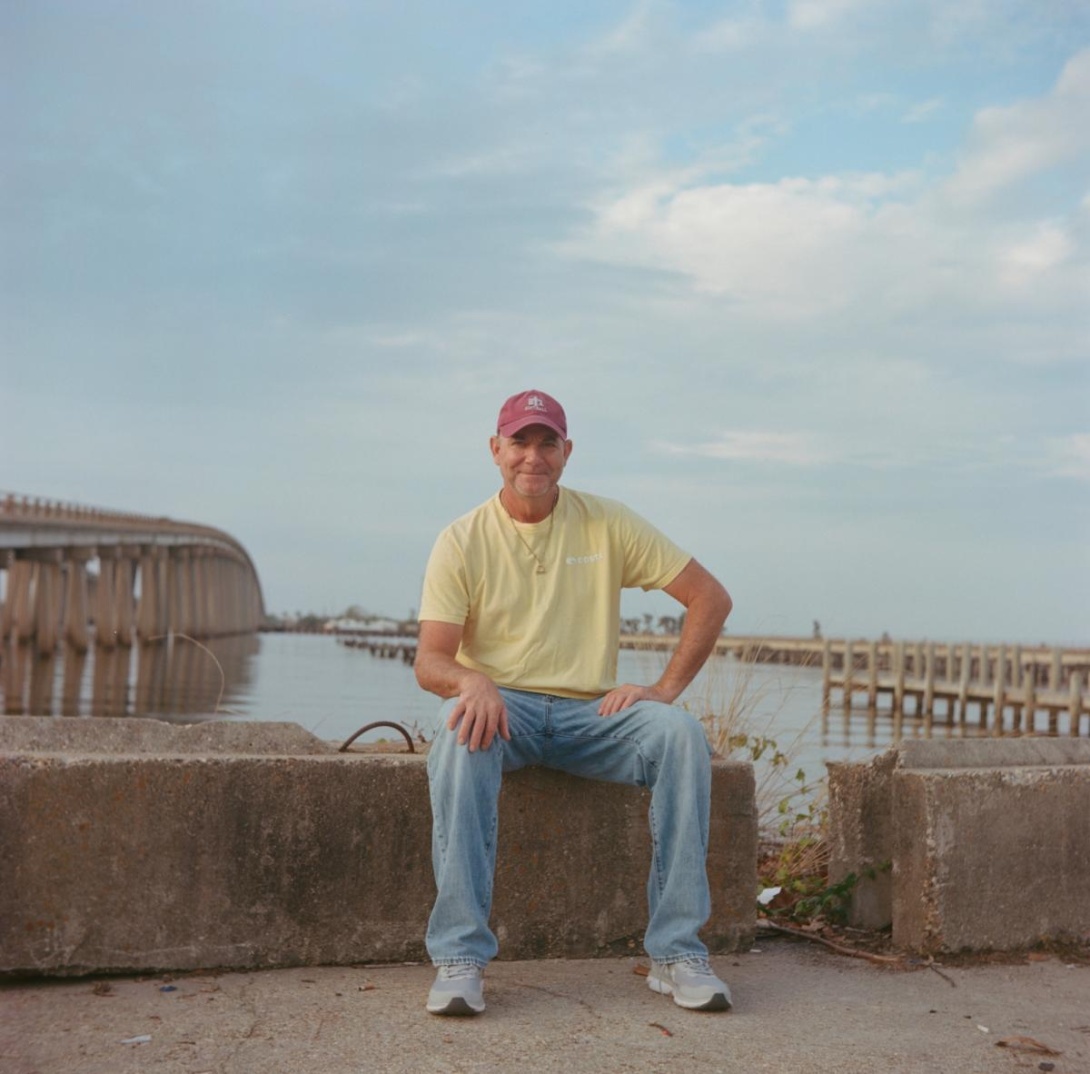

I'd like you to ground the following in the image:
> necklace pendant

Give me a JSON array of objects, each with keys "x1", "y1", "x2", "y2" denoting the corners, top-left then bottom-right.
[{"x1": 535, "y1": 563, "x2": 546, "y2": 574}]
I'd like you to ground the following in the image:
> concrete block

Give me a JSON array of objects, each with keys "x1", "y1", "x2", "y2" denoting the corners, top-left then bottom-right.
[
  {"x1": 827, "y1": 750, "x2": 896, "y2": 929},
  {"x1": 897, "y1": 738, "x2": 1090, "y2": 770},
  {"x1": 827, "y1": 739, "x2": 1090, "y2": 953},
  {"x1": 0, "y1": 716, "x2": 332, "y2": 756},
  {"x1": 892, "y1": 761, "x2": 1090, "y2": 953},
  {"x1": 0, "y1": 718, "x2": 756, "y2": 977}
]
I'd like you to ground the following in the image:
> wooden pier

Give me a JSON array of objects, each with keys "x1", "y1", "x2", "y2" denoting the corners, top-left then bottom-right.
[
  {"x1": 335, "y1": 630, "x2": 1089, "y2": 736},
  {"x1": 710, "y1": 635, "x2": 1089, "y2": 736},
  {"x1": 339, "y1": 635, "x2": 416, "y2": 665}
]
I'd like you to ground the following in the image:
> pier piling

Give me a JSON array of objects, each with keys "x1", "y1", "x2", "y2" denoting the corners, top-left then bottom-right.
[{"x1": 720, "y1": 635, "x2": 1089, "y2": 738}]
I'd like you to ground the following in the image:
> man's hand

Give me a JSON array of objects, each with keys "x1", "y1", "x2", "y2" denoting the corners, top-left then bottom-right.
[
  {"x1": 597, "y1": 559, "x2": 732, "y2": 718},
  {"x1": 416, "y1": 620, "x2": 511, "y2": 752},
  {"x1": 597, "y1": 682, "x2": 672, "y2": 717},
  {"x1": 447, "y1": 673, "x2": 511, "y2": 751}
]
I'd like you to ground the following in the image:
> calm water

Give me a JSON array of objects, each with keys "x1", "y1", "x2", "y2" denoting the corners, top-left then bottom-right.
[{"x1": 1, "y1": 631, "x2": 985, "y2": 784}]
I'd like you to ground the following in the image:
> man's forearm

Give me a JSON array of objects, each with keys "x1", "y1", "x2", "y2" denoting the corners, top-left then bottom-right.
[
  {"x1": 415, "y1": 650, "x2": 485, "y2": 700},
  {"x1": 654, "y1": 591, "x2": 732, "y2": 702}
]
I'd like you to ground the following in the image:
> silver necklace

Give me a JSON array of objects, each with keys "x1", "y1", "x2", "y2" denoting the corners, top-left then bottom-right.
[{"x1": 499, "y1": 489, "x2": 558, "y2": 574}]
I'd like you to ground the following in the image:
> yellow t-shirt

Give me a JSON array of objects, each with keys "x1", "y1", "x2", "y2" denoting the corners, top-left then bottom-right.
[{"x1": 418, "y1": 487, "x2": 691, "y2": 698}]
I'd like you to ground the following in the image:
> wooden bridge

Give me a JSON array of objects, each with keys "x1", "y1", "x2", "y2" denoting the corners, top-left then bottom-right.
[
  {"x1": 340, "y1": 635, "x2": 417, "y2": 665},
  {"x1": 708, "y1": 635, "x2": 1089, "y2": 736},
  {"x1": 335, "y1": 631, "x2": 1089, "y2": 736},
  {"x1": 0, "y1": 492, "x2": 264, "y2": 654}
]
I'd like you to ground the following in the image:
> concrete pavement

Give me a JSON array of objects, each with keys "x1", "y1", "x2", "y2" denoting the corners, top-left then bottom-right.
[{"x1": 4, "y1": 936, "x2": 1088, "y2": 1074}]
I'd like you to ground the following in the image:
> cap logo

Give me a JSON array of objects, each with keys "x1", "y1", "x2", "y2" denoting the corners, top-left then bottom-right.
[{"x1": 498, "y1": 389, "x2": 566, "y2": 438}]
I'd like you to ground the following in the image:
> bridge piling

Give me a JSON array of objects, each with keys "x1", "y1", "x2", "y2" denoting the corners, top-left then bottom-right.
[
  {"x1": 62, "y1": 550, "x2": 92, "y2": 652},
  {"x1": 2, "y1": 639, "x2": 28, "y2": 715},
  {"x1": 31, "y1": 551, "x2": 62, "y2": 656},
  {"x1": 6, "y1": 557, "x2": 37, "y2": 645},
  {"x1": 29, "y1": 650, "x2": 56, "y2": 713},
  {"x1": 115, "y1": 550, "x2": 138, "y2": 647},
  {"x1": 2, "y1": 493, "x2": 266, "y2": 718},
  {"x1": 90, "y1": 644, "x2": 128, "y2": 718},
  {"x1": 61, "y1": 645, "x2": 86, "y2": 716},
  {"x1": 95, "y1": 551, "x2": 119, "y2": 648},
  {"x1": 135, "y1": 547, "x2": 166, "y2": 639},
  {"x1": 177, "y1": 549, "x2": 197, "y2": 636},
  {"x1": 190, "y1": 550, "x2": 206, "y2": 638}
]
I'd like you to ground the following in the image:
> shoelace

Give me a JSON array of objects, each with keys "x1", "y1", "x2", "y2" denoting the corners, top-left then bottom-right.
[
  {"x1": 676, "y1": 958, "x2": 716, "y2": 978},
  {"x1": 439, "y1": 964, "x2": 480, "y2": 980}
]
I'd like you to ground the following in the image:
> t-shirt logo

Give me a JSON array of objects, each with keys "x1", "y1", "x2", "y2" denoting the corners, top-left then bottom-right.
[{"x1": 526, "y1": 395, "x2": 548, "y2": 413}]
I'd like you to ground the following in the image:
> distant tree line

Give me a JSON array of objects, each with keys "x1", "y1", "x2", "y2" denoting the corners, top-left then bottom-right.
[
  {"x1": 267, "y1": 607, "x2": 716, "y2": 637},
  {"x1": 262, "y1": 604, "x2": 417, "y2": 635},
  {"x1": 620, "y1": 612, "x2": 688, "y2": 636}
]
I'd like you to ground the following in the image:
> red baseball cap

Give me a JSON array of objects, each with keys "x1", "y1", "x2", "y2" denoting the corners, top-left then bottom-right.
[{"x1": 496, "y1": 390, "x2": 568, "y2": 439}]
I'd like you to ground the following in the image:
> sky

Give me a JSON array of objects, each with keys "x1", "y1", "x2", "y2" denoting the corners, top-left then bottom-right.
[{"x1": 2, "y1": 0, "x2": 1088, "y2": 645}]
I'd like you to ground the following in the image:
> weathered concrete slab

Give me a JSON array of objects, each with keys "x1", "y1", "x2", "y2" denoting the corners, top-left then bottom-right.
[
  {"x1": 826, "y1": 749, "x2": 895, "y2": 930},
  {"x1": 0, "y1": 716, "x2": 333, "y2": 756},
  {"x1": 0, "y1": 717, "x2": 756, "y2": 977},
  {"x1": 896, "y1": 737, "x2": 1090, "y2": 770},
  {"x1": 892, "y1": 760, "x2": 1090, "y2": 953},
  {"x1": 828, "y1": 739, "x2": 1090, "y2": 953}
]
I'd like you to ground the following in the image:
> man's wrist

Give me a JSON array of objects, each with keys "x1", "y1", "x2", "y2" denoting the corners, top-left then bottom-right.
[{"x1": 461, "y1": 669, "x2": 499, "y2": 696}]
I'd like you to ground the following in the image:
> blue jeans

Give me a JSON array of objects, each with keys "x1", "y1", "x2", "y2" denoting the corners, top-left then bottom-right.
[{"x1": 426, "y1": 687, "x2": 714, "y2": 967}]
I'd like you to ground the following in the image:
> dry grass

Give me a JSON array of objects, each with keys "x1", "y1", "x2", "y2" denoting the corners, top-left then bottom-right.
[
  {"x1": 676, "y1": 644, "x2": 826, "y2": 838},
  {"x1": 675, "y1": 644, "x2": 841, "y2": 925}
]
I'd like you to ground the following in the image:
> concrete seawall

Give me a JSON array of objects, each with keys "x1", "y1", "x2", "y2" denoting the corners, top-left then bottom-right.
[
  {"x1": 828, "y1": 739, "x2": 1090, "y2": 953},
  {"x1": 0, "y1": 718, "x2": 758, "y2": 978}
]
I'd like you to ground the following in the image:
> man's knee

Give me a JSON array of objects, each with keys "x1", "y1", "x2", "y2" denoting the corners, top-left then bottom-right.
[
  {"x1": 630, "y1": 701, "x2": 712, "y2": 760},
  {"x1": 427, "y1": 706, "x2": 505, "y2": 783}
]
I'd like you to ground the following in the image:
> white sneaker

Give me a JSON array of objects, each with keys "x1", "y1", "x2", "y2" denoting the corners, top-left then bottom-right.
[
  {"x1": 426, "y1": 964, "x2": 485, "y2": 1016},
  {"x1": 647, "y1": 958, "x2": 732, "y2": 1011}
]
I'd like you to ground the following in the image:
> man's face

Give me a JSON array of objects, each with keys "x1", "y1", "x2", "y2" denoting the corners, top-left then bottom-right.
[{"x1": 490, "y1": 424, "x2": 573, "y2": 502}]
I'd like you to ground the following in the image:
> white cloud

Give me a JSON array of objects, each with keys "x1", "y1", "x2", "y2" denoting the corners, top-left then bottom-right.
[
  {"x1": 944, "y1": 48, "x2": 1090, "y2": 204},
  {"x1": 566, "y1": 171, "x2": 934, "y2": 317},
  {"x1": 1047, "y1": 433, "x2": 1090, "y2": 480},
  {"x1": 998, "y1": 221, "x2": 1075, "y2": 289},
  {"x1": 375, "y1": 75, "x2": 425, "y2": 113},
  {"x1": 433, "y1": 143, "x2": 539, "y2": 178},
  {"x1": 692, "y1": 15, "x2": 765, "y2": 52},
  {"x1": 651, "y1": 424, "x2": 1035, "y2": 476},
  {"x1": 588, "y1": 0, "x2": 656, "y2": 55},
  {"x1": 562, "y1": 53, "x2": 1089, "y2": 327},
  {"x1": 653, "y1": 431, "x2": 832, "y2": 466},
  {"x1": 788, "y1": 0, "x2": 874, "y2": 31},
  {"x1": 902, "y1": 98, "x2": 943, "y2": 124},
  {"x1": 367, "y1": 332, "x2": 431, "y2": 349}
]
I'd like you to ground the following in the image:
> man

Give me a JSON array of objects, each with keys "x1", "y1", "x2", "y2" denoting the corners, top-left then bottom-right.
[{"x1": 415, "y1": 389, "x2": 733, "y2": 1017}]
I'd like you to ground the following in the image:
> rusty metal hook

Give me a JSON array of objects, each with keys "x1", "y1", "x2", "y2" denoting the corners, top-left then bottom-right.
[{"x1": 338, "y1": 721, "x2": 416, "y2": 753}]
